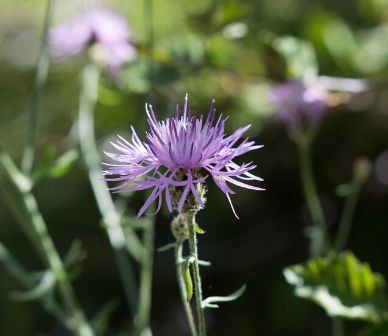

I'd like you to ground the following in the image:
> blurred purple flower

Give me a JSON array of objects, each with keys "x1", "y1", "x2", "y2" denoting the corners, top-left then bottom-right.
[
  {"x1": 103, "y1": 95, "x2": 263, "y2": 218},
  {"x1": 270, "y1": 80, "x2": 327, "y2": 132},
  {"x1": 50, "y1": 7, "x2": 136, "y2": 69}
]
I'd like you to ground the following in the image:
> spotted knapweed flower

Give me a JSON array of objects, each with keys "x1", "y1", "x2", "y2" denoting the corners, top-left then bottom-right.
[
  {"x1": 103, "y1": 95, "x2": 263, "y2": 218},
  {"x1": 270, "y1": 80, "x2": 327, "y2": 132},
  {"x1": 49, "y1": 7, "x2": 136, "y2": 70}
]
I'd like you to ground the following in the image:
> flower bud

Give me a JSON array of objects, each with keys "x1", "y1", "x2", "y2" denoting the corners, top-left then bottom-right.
[
  {"x1": 170, "y1": 170, "x2": 207, "y2": 214},
  {"x1": 170, "y1": 214, "x2": 189, "y2": 241}
]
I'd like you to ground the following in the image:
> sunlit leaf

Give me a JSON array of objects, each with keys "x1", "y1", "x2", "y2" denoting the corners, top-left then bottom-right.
[{"x1": 284, "y1": 252, "x2": 388, "y2": 322}]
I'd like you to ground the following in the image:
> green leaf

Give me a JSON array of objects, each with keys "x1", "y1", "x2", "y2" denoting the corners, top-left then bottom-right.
[
  {"x1": 91, "y1": 299, "x2": 119, "y2": 336},
  {"x1": 202, "y1": 285, "x2": 246, "y2": 309},
  {"x1": 284, "y1": 252, "x2": 388, "y2": 322},
  {"x1": 195, "y1": 222, "x2": 205, "y2": 234},
  {"x1": 183, "y1": 262, "x2": 193, "y2": 302}
]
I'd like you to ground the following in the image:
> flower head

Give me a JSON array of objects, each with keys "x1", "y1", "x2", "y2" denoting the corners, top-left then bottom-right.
[
  {"x1": 103, "y1": 95, "x2": 263, "y2": 218},
  {"x1": 270, "y1": 80, "x2": 327, "y2": 133},
  {"x1": 49, "y1": 7, "x2": 136, "y2": 70}
]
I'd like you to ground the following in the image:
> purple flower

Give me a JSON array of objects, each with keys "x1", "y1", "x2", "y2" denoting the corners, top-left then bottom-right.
[
  {"x1": 50, "y1": 7, "x2": 136, "y2": 69},
  {"x1": 103, "y1": 95, "x2": 263, "y2": 218},
  {"x1": 270, "y1": 80, "x2": 327, "y2": 132}
]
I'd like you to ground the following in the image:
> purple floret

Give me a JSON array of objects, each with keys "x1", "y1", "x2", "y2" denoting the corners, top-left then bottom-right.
[
  {"x1": 50, "y1": 7, "x2": 136, "y2": 69},
  {"x1": 270, "y1": 80, "x2": 327, "y2": 132},
  {"x1": 103, "y1": 95, "x2": 264, "y2": 218}
]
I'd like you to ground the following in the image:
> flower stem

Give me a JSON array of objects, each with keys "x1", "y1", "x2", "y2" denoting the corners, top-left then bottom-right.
[
  {"x1": 332, "y1": 317, "x2": 345, "y2": 336},
  {"x1": 0, "y1": 150, "x2": 94, "y2": 336},
  {"x1": 187, "y1": 214, "x2": 207, "y2": 336},
  {"x1": 135, "y1": 219, "x2": 155, "y2": 335},
  {"x1": 175, "y1": 240, "x2": 198, "y2": 336},
  {"x1": 297, "y1": 140, "x2": 326, "y2": 257},
  {"x1": 21, "y1": 0, "x2": 54, "y2": 175},
  {"x1": 77, "y1": 63, "x2": 140, "y2": 316},
  {"x1": 333, "y1": 179, "x2": 364, "y2": 252}
]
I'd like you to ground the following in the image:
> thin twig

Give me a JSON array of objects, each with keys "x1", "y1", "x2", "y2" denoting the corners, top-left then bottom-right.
[
  {"x1": 175, "y1": 241, "x2": 198, "y2": 336},
  {"x1": 21, "y1": 0, "x2": 54, "y2": 175},
  {"x1": 77, "y1": 63, "x2": 140, "y2": 316}
]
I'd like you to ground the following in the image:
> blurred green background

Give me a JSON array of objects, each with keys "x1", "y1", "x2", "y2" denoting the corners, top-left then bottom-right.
[{"x1": 1, "y1": 0, "x2": 388, "y2": 335}]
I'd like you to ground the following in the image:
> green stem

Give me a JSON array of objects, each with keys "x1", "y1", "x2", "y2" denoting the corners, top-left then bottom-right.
[
  {"x1": 77, "y1": 63, "x2": 140, "y2": 316},
  {"x1": 175, "y1": 240, "x2": 198, "y2": 336},
  {"x1": 333, "y1": 180, "x2": 364, "y2": 252},
  {"x1": 187, "y1": 214, "x2": 207, "y2": 336},
  {"x1": 332, "y1": 317, "x2": 345, "y2": 336},
  {"x1": 134, "y1": 220, "x2": 155, "y2": 335},
  {"x1": 298, "y1": 140, "x2": 326, "y2": 257},
  {"x1": 0, "y1": 151, "x2": 94, "y2": 336},
  {"x1": 21, "y1": 0, "x2": 54, "y2": 175}
]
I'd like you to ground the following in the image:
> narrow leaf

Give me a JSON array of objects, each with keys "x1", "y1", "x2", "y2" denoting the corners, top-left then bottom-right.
[
  {"x1": 48, "y1": 149, "x2": 78, "y2": 178},
  {"x1": 11, "y1": 271, "x2": 55, "y2": 302},
  {"x1": 195, "y1": 222, "x2": 205, "y2": 234},
  {"x1": 64, "y1": 239, "x2": 85, "y2": 268},
  {"x1": 202, "y1": 285, "x2": 246, "y2": 309},
  {"x1": 157, "y1": 242, "x2": 176, "y2": 253},
  {"x1": 91, "y1": 299, "x2": 119, "y2": 336},
  {"x1": 183, "y1": 263, "x2": 193, "y2": 302},
  {"x1": 198, "y1": 260, "x2": 211, "y2": 266}
]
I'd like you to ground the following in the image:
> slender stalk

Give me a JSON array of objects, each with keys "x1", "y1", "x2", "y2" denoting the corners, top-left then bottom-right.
[
  {"x1": 333, "y1": 180, "x2": 364, "y2": 252},
  {"x1": 175, "y1": 240, "x2": 198, "y2": 336},
  {"x1": 297, "y1": 140, "x2": 326, "y2": 257},
  {"x1": 187, "y1": 214, "x2": 207, "y2": 336},
  {"x1": 0, "y1": 151, "x2": 94, "y2": 336},
  {"x1": 77, "y1": 63, "x2": 140, "y2": 316},
  {"x1": 21, "y1": 0, "x2": 54, "y2": 175},
  {"x1": 297, "y1": 140, "x2": 346, "y2": 335},
  {"x1": 134, "y1": 219, "x2": 155, "y2": 336},
  {"x1": 332, "y1": 317, "x2": 345, "y2": 336}
]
